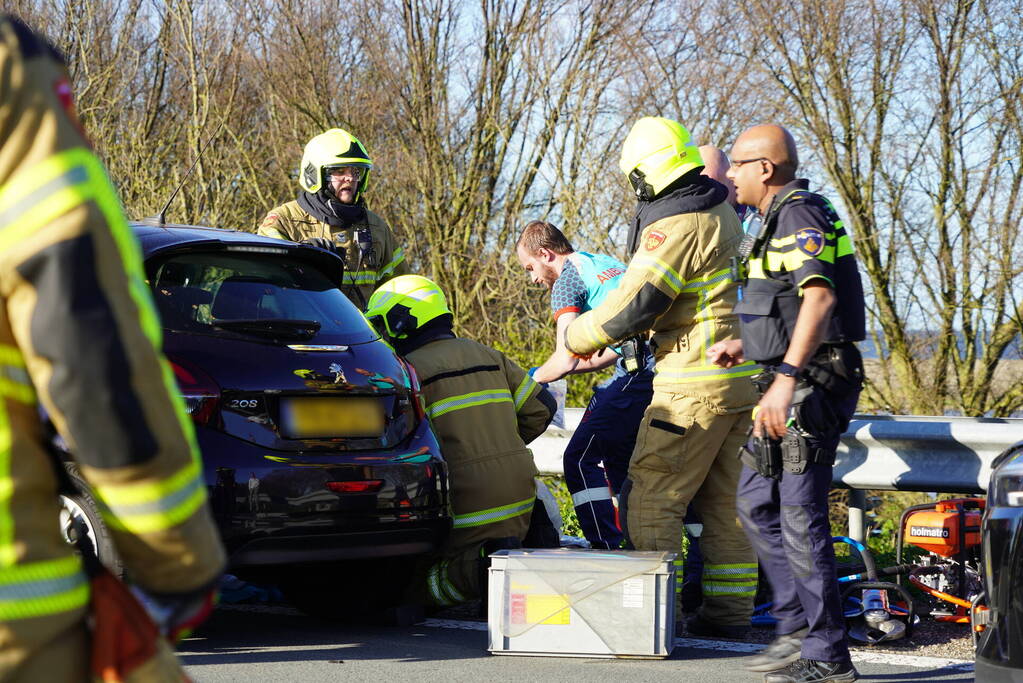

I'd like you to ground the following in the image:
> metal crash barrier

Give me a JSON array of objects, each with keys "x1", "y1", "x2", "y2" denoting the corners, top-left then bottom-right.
[{"x1": 532, "y1": 409, "x2": 1023, "y2": 541}]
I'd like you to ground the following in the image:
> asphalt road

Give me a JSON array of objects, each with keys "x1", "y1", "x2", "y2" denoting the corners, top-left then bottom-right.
[{"x1": 179, "y1": 605, "x2": 975, "y2": 682}]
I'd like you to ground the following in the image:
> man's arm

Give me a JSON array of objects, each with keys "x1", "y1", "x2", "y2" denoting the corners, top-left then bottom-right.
[
  {"x1": 533, "y1": 311, "x2": 616, "y2": 383},
  {"x1": 754, "y1": 282, "x2": 835, "y2": 439},
  {"x1": 565, "y1": 218, "x2": 699, "y2": 356}
]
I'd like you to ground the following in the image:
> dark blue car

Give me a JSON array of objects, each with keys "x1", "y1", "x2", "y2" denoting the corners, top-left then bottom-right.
[{"x1": 58, "y1": 223, "x2": 450, "y2": 613}]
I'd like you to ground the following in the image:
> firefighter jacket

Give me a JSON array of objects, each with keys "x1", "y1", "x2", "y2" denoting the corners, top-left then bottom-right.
[
  {"x1": 734, "y1": 179, "x2": 866, "y2": 362},
  {"x1": 0, "y1": 14, "x2": 224, "y2": 659},
  {"x1": 256, "y1": 197, "x2": 408, "y2": 306},
  {"x1": 565, "y1": 177, "x2": 759, "y2": 411},
  {"x1": 405, "y1": 337, "x2": 554, "y2": 536}
]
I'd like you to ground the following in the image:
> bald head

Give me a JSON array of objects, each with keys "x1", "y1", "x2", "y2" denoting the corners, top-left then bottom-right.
[
  {"x1": 699, "y1": 145, "x2": 737, "y2": 208},
  {"x1": 730, "y1": 125, "x2": 799, "y2": 178}
]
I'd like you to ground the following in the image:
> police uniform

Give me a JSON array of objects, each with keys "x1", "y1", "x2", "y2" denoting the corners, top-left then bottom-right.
[
  {"x1": 552, "y1": 251, "x2": 654, "y2": 550},
  {"x1": 565, "y1": 175, "x2": 760, "y2": 628},
  {"x1": 257, "y1": 200, "x2": 408, "y2": 306},
  {"x1": 406, "y1": 336, "x2": 554, "y2": 605},
  {"x1": 0, "y1": 17, "x2": 225, "y2": 680},
  {"x1": 732, "y1": 179, "x2": 865, "y2": 664}
]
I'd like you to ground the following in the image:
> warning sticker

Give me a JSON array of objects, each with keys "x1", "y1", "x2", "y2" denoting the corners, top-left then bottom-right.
[
  {"x1": 525, "y1": 594, "x2": 571, "y2": 625},
  {"x1": 622, "y1": 578, "x2": 644, "y2": 608}
]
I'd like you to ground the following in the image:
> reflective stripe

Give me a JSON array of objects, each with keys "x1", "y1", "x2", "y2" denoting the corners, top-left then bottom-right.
[
  {"x1": 674, "y1": 558, "x2": 684, "y2": 592},
  {"x1": 575, "y1": 313, "x2": 609, "y2": 351},
  {"x1": 703, "y1": 580, "x2": 757, "y2": 596},
  {"x1": 513, "y1": 375, "x2": 537, "y2": 411},
  {"x1": 453, "y1": 496, "x2": 535, "y2": 529},
  {"x1": 0, "y1": 555, "x2": 89, "y2": 620},
  {"x1": 633, "y1": 254, "x2": 684, "y2": 294},
  {"x1": 426, "y1": 389, "x2": 513, "y2": 420},
  {"x1": 0, "y1": 344, "x2": 34, "y2": 404},
  {"x1": 704, "y1": 563, "x2": 758, "y2": 580},
  {"x1": 0, "y1": 400, "x2": 12, "y2": 566},
  {"x1": 571, "y1": 486, "x2": 612, "y2": 507},
  {"x1": 426, "y1": 560, "x2": 464, "y2": 606},
  {"x1": 92, "y1": 458, "x2": 207, "y2": 534},
  {"x1": 347, "y1": 270, "x2": 379, "y2": 285},
  {"x1": 680, "y1": 267, "x2": 733, "y2": 293},
  {"x1": 655, "y1": 362, "x2": 761, "y2": 383},
  {"x1": 379, "y1": 247, "x2": 405, "y2": 277}
]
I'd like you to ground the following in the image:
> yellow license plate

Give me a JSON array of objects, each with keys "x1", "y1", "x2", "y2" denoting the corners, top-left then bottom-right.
[{"x1": 280, "y1": 397, "x2": 385, "y2": 438}]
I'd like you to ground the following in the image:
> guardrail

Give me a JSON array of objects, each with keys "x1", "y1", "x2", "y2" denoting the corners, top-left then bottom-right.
[{"x1": 532, "y1": 408, "x2": 1023, "y2": 540}]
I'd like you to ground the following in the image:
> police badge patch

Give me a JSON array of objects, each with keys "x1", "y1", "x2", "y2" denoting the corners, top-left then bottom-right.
[
  {"x1": 645, "y1": 230, "x2": 667, "y2": 251},
  {"x1": 795, "y1": 227, "x2": 825, "y2": 256}
]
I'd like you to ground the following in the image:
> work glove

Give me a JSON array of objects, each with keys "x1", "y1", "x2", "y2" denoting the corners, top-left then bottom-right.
[{"x1": 300, "y1": 237, "x2": 338, "y2": 253}]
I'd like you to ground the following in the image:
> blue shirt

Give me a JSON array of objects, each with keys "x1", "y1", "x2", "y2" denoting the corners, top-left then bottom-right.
[{"x1": 550, "y1": 251, "x2": 626, "y2": 321}]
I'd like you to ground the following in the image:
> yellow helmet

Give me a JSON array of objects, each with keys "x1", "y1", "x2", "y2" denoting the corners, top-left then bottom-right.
[
  {"x1": 365, "y1": 275, "x2": 452, "y2": 340},
  {"x1": 619, "y1": 117, "x2": 703, "y2": 200},
  {"x1": 300, "y1": 128, "x2": 373, "y2": 201}
]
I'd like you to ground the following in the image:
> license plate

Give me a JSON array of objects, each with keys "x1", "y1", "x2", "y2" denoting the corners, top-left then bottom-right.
[{"x1": 280, "y1": 397, "x2": 385, "y2": 438}]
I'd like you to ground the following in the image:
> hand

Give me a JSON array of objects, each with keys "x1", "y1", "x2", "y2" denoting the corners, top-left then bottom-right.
[
  {"x1": 753, "y1": 375, "x2": 796, "y2": 439},
  {"x1": 707, "y1": 339, "x2": 744, "y2": 368},
  {"x1": 300, "y1": 237, "x2": 337, "y2": 253}
]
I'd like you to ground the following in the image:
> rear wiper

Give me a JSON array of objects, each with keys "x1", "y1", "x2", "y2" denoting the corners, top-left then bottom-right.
[{"x1": 213, "y1": 318, "x2": 321, "y2": 341}]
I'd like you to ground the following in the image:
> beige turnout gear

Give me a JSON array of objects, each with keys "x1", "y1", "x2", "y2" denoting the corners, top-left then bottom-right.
[
  {"x1": 256, "y1": 199, "x2": 408, "y2": 305},
  {"x1": 0, "y1": 17, "x2": 225, "y2": 680},
  {"x1": 566, "y1": 199, "x2": 759, "y2": 627},
  {"x1": 405, "y1": 337, "x2": 553, "y2": 605}
]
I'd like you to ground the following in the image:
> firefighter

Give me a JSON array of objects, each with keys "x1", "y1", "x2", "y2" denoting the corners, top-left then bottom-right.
[
  {"x1": 0, "y1": 16, "x2": 225, "y2": 680},
  {"x1": 365, "y1": 275, "x2": 556, "y2": 606},
  {"x1": 709, "y1": 124, "x2": 865, "y2": 682},
  {"x1": 564, "y1": 117, "x2": 760, "y2": 637},
  {"x1": 515, "y1": 220, "x2": 654, "y2": 550},
  {"x1": 256, "y1": 128, "x2": 409, "y2": 307}
]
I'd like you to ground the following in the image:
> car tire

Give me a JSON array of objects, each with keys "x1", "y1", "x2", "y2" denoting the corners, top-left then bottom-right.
[
  {"x1": 281, "y1": 559, "x2": 412, "y2": 620},
  {"x1": 59, "y1": 462, "x2": 123, "y2": 578}
]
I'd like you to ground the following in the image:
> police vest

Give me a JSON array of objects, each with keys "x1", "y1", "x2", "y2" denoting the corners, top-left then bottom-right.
[
  {"x1": 566, "y1": 251, "x2": 626, "y2": 312},
  {"x1": 734, "y1": 188, "x2": 865, "y2": 363}
]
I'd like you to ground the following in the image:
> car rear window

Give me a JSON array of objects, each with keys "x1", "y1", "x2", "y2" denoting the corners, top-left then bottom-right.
[{"x1": 150, "y1": 251, "x2": 378, "y2": 344}]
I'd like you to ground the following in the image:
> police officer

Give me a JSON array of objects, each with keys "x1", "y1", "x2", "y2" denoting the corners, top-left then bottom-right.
[
  {"x1": 365, "y1": 275, "x2": 556, "y2": 606},
  {"x1": 565, "y1": 117, "x2": 760, "y2": 637},
  {"x1": 709, "y1": 124, "x2": 865, "y2": 682},
  {"x1": 257, "y1": 128, "x2": 409, "y2": 307},
  {"x1": 515, "y1": 220, "x2": 654, "y2": 550},
  {"x1": 0, "y1": 17, "x2": 225, "y2": 680}
]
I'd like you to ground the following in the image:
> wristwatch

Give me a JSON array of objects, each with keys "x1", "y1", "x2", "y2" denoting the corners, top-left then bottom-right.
[{"x1": 776, "y1": 362, "x2": 800, "y2": 378}]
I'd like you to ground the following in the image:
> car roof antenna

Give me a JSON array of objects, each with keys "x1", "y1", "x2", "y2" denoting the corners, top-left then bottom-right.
[{"x1": 142, "y1": 120, "x2": 225, "y2": 226}]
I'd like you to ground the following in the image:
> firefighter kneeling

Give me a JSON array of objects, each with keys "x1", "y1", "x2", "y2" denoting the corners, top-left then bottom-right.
[{"x1": 365, "y1": 276, "x2": 557, "y2": 607}]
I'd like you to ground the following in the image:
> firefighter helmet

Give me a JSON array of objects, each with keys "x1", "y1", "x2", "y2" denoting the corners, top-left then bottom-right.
[
  {"x1": 365, "y1": 275, "x2": 452, "y2": 340},
  {"x1": 299, "y1": 128, "x2": 373, "y2": 201},
  {"x1": 619, "y1": 117, "x2": 703, "y2": 201}
]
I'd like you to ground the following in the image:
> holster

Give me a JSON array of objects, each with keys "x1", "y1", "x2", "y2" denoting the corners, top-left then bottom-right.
[{"x1": 740, "y1": 431, "x2": 782, "y2": 480}]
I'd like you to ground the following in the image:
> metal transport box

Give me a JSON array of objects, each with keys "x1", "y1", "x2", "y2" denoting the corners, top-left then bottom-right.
[{"x1": 487, "y1": 548, "x2": 676, "y2": 658}]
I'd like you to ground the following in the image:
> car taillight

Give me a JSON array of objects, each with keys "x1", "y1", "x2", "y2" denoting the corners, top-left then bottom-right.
[
  {"x1": 325, "y1": 480, "x2": 384, "y2": 494},
  {"x1": 402, "y1": 360, "x2": 427, "y2": 422},
  {"x1": 168, "y1": 356, "x2": 220, "y2": 426}
]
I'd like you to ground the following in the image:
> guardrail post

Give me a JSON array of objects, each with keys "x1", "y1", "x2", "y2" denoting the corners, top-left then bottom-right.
[{"x1": 847, "y1": 489, "x2": 866, "y2": 543}]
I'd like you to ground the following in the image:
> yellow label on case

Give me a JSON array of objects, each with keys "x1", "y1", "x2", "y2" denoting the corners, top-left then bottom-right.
[{"x1": 526, "y1": 594, "x2": 570, "y2": 625}]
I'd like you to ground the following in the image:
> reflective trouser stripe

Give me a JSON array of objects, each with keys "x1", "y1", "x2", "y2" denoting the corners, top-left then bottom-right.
[
  {"x1": 426, "y1": 560, "x2": 465, "y2": 607},
  {"x1": 674, "y1": 558, "x2": 684, "y2": 593},
  {"x1": 703, "y1": 580, "x2": 757, "y2": 597},
  {"x1": 513, "y1": 375, "x2": 538, "y2": 412},
  {"x1": 452, "y1": 496, "x2": 535, "y2": 529},
  {"x1": 703, "y1": 563, "x2": 759, "y2": 580},
  {"x1": 0, "y1": 556, "x2": 89, "y2": 620},
  {"x1": 571, "y1": 487, "x2": 612, "y2": 507},
  {"x1": 92, "y1": 458, "x2": 207, "y2": 534},
  {"x1": 426, "y1": 389, "x2": 513, "y2": 419}
]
